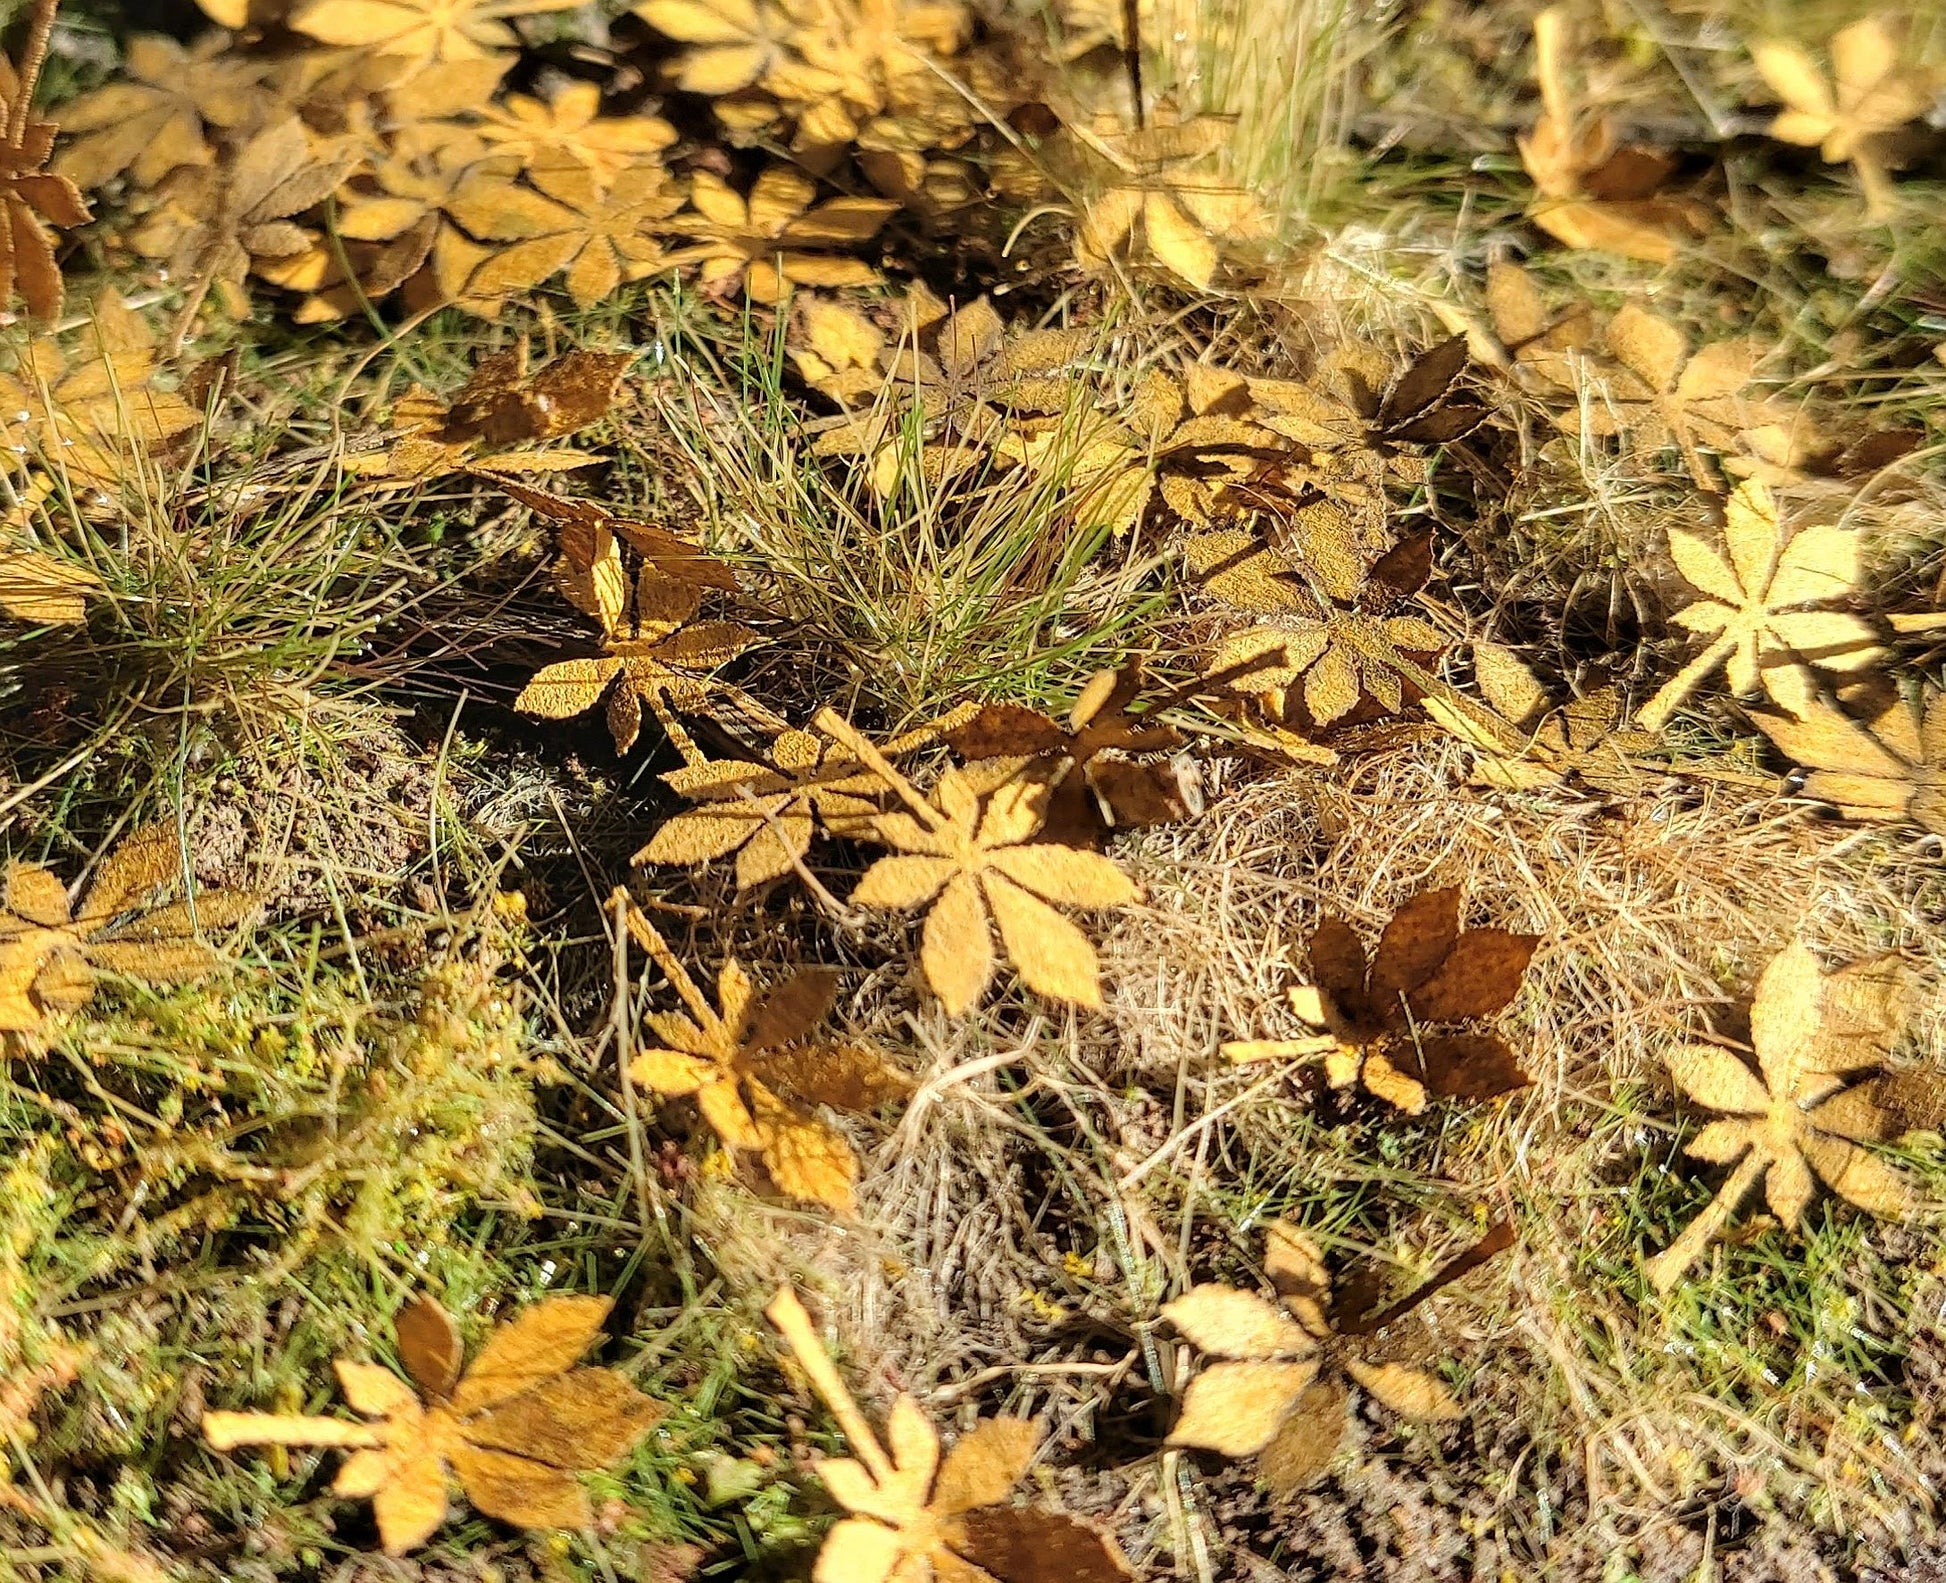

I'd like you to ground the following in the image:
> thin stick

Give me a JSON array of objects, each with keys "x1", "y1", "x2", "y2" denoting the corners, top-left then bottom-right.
[{"x1": 765, "y1": 1287, "x2": 894, "y2": 1483}]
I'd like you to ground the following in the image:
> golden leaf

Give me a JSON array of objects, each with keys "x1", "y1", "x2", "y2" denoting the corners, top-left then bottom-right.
[
  {"x1": 0, "y1": 291, "x2": 201, "y2": 500},
  {"x1": 828, "y1": 712, "x2": 1140, "y2": 1016},
  {"x1": 204, "y1": 1292, "x2": 662, "y2": 1555},
  {"x1": 767, "y1": 1287, "x2": 1132, "y2": 1583},
  {"x1": 680, "y1": 166, "x2": 897, "y2": 304},
  {"x1": 636, "y1": 0, "x2": 806, "y2": 97},
  {"x1": 291, "y1": 0, "x2": 583, "y2": 65},
  {"x1": 636, "y1": 723, "x2": 934, "y2": 890},
  {"x1": 1424, "y1": 643, "x2": 1658, "y2": 794},
  {"x1": 474, "y1": 81, "x2": 677, "y2": 181},
  {"x1": 0, "y1": 825, "x2": 257, "y2": 1036},
  {"x1": 941, "y1": 664, "x2": 1188, "y2": 847},
  {"x1": 1164, "y1": 1222, "x2": 1506, "y2": 1487},
  {"x1": 0, "y1": 546, "x2": 102, "y2": 623},
  {"x1": 618, "y1": 897, "x2": 906, "y2": 1212},
  {"x1": 1753, "y1": 16, "x2": 1935, "y2": 218},
  {"x1": 1646, "y1": 942, "x2": 1920, "y2": 1292},
  {"x1": 1069, "y1": 107, "x2": 1272, "y2": 289},
  {"x1": 1203, "y1": 530, "x2": 1446, "y2": 730},
  {"x1": 447, "y1": 160, "x2": 683, "y2": 312},
  {"x1": 1515, "y1": 7, "x2": 1704, "y2": 262},
  {"x1": 1635, "y1": 480, "x2": 1881, "y2": 731},
  {"x1": 54, "y1": 35, "x2": 270, "y2": 192},
  {"x1": 128, "y1": 117, "x2": 353, "y2": 327},
  {"x1": 1753, "y1": 691, "x2": 1945, "y2": 834},
  {"x1": 790, "y1": 295, "x2": 886, "y2": 402}
]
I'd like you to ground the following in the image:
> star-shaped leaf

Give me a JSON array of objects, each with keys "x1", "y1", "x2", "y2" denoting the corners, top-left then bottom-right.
[
  {"x1": 636, "y1": 721, "x2": 940, "y2": 890},
  {"x1": 54, "y1": 34, "x2": 269, "y2": 192},
  {"x1": 620, "y1": 898, "x2": 908, "y2": 1212},
  {"x1": 127, "y1": 116, "x2": 352, "y2": 327},
  {"x1": 1164, "y1": 1221, "x2": 1509, "y2": 1490},
  {"x1": 290, "y1": 0, "x2": 583, "y2": 65},
  {"x1": 1754, "y1": 15, "x2": 1935, "y2": 218},
  {"x1": 1204, "y1": 530, "x2": 1448, "y2": 729},
  {"x1": 822, "y1": 710, "x2": 1140, "y2": 1016},
  {"x1": 1, "y1": 824, "x2": 256, "y2": 1035},
  {"x1": 204, "y1": 1293, "x2": 663, "y2": 1555},
  {"x1": 767, "y1": 1287, "x2": 1132, "y2": 1583},
  {"x1": 1635, "y1": 480, "x2": 1881, "y2": 731},
  {"x1": 447, "y1": 161, "x2": 683, "y2": 312},
  {"x1": 1645, "y1": 943, "x2": 1920, "y2": 1292},
  {"x1": 680, "y1": 166, "x2": 897, "y2": 303},
  {"x1": 941, "y1": 664, "x2": 1190, "y2": 845},
  {"x1": 1225, "y1": 887, "x2": 1538, "y2": 1114},
  {"x1": 1752, "y1": 690, "x2": 1946, "y2": 835}
]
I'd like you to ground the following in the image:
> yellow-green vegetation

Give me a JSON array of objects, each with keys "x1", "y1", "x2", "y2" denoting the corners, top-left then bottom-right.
[{"x1": 0, "y1": 0, "x2": 1943, "y2": 1579}]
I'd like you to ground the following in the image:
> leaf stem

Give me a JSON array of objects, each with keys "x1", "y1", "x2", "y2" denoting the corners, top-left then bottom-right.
[
  {"x1": 7, "y1": 0, "x2": 57, "y2": 148},
  {"x1": 201, "y1": 1412, "x2": 384, "y2": 1451},
  {"x1": 765, "y1": 1287, "x2": 895, "y2": 1483},
  {"x1": 611, "y1": 888, "x2": 713, "y2": 1025},
  {"x1": 1644, "y1": 1146, "x2": 1768, "y2": 1295},
  {"x1": 1632, "y1": 634, "x2": 1736, "y2": 736},
  {"x1": 813, "y1": 707, "x2": 943, "y2": 830}
]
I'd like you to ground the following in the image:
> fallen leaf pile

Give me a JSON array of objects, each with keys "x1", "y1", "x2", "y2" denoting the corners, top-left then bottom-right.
[
  {"x1": 15, "y1": 0, "x2": 1946, "y2": 1571},
  {"x1": 0, "y1": 824, "x2": 256, "y2": 1036},
  {"x1": 767, "y1": 1285, "x2": 1133, "y2": 1582},
  {"x1": 1164, "y1": 1220, "x2": 1511, "y2": 1489},
  {"x1": 203, "y1": 1292, "x2": 663, "y2": 1554},
  {"x1": 1226, "y1": 887, "x2": 1537, "y2": 1115},
  {"x1": 1645, "y1": 943, "x2": 1919, "y2": 1293},
  {"x1": 618, "y1": 891, "x2": 908, "y2": 1211}
]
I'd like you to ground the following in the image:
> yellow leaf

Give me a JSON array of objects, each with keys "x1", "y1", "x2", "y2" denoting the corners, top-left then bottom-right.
[
  {"x1": 1647, "y1": 942, "x2": 1916, "y2": 1292},
  {"x1": 0, "y1": 548, "x2": 102, "y2": 623},
  {"x1": 1167, "y1": 1360, "x2": 1317, "y2": 1456},
  {"x1": 205, "y1": 1292, "x2": 660, "y2": 1555},
  {"x1": 1161, "y1": 1285, "x2": 1317, "y2": 1359}
]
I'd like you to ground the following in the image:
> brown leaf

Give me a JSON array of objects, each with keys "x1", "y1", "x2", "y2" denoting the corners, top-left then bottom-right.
[
  {"x1": 1257, "y1": 1379, "x2": 1349, "y2": 1493},
  {"x1": 1405, "y1": 930, "x2": 1541, "y2": 1022},
  {"x1": 950, "y1": 1507, "x2": 1135, "y2": 1583},
  {"x1": 1370, "y1": 888, "x2": 1461, "y2": 994},
  {"x1": 395, "y1": 1295, "x2": 464, "y2": 1400}
]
